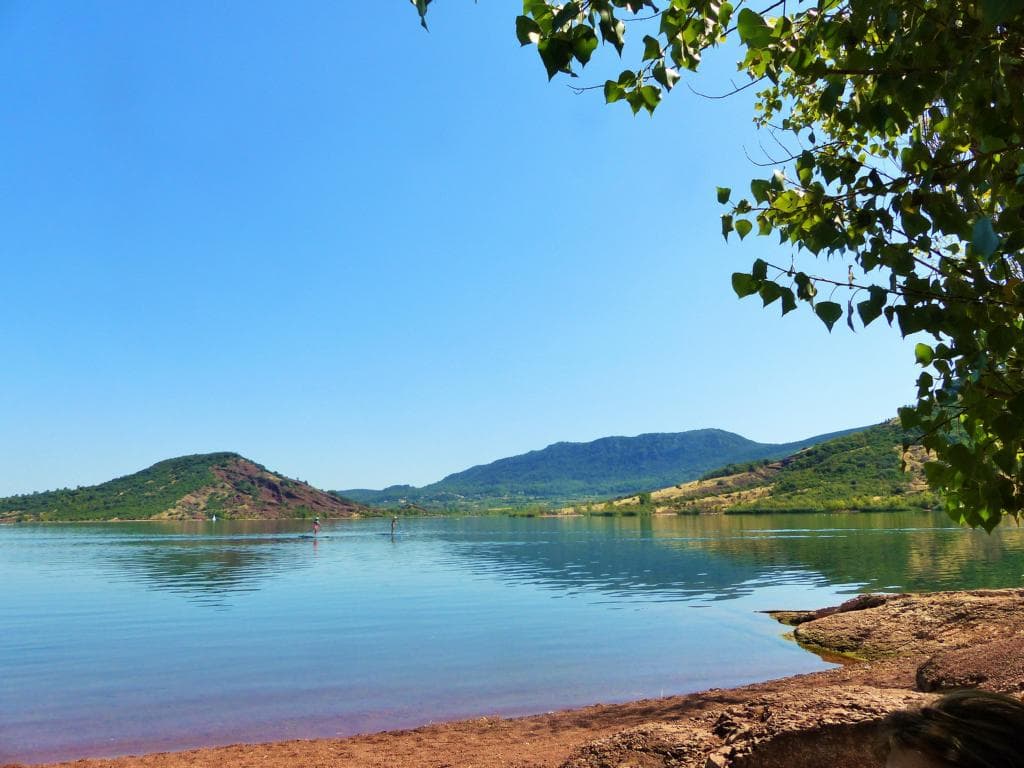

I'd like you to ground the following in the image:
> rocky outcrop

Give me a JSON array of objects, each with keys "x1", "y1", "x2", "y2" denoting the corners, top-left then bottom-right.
[
  {"x1": 769, "y1": 593, "x2": 903, "y2": 628},
  {"x1": 162, "y1": 457, "x2": 365, "y2": 520},
  {"x1": 561, "y1": 589, "x2": 1024, "y2": 768},
  {"x1": 790, "y1": 589, "x2": 1024, "y2": 661},
  {"x1": 916, "y1": 636, "x2": 1024, "y2": 693},
  {"x1": 560, "y1": 686, "x2": 927, "y2": 768}
]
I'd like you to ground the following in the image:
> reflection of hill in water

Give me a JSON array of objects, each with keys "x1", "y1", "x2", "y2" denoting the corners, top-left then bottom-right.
[
  {"x1": 88, "y1": 514, "x2": 1024, "y2": 607},
  {"x1": 99, "y1": 521, "x2": 315, "y2": 604},
  {"x1": 438, "y1": 513, "x2": 1024, "y2": 601},
  {"x1": 444, "y1": 516, "x2": 819, "y2": 603},
  {"x1": 686, "y1": 512, "x2": 1024, "y2": 592}
]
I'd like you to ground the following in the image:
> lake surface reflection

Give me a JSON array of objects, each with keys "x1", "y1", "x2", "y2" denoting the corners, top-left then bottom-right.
[{"x1": 1, "y1": 512, "x2": 1022, "y2": 763}]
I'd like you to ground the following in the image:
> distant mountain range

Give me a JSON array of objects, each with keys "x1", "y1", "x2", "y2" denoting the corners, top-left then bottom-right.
[
  {"x1": 337, "y1": 425, "x2": 868, "y2": 508},
  {"x1": 0, "y1": 453, "x2": 366, "y2": 523},
  {"x1": 0, "y1": 422, "x2": 927, "y2": 522},
  {"x1": 583, "y1": 421, "x2": 935, "y2": 515}
]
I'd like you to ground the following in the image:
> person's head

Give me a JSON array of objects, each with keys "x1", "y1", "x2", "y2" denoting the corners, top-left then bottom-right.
[{"x1": 880, "y1": 690, "x2": 1024, "y2": 768}]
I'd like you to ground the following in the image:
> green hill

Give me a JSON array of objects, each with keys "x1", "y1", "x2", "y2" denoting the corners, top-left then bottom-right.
[
  {"x1": 585, "y1": 421, "x2": 937, "y2": 514},
  {"x1": 0, "y1": 453, "x2": 367, "y2": 522},
  {"x1": 338, "y1": 425, "x2": 867, "y2": 508}
]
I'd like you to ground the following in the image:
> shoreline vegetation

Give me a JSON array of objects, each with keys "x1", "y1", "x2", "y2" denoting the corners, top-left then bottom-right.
[
  {"x1": 1, "y1": 422, "x2": 936, "y2": 524},
  {"x1": 17, "y1": 588, "x2": 1023, "y2": 768}
]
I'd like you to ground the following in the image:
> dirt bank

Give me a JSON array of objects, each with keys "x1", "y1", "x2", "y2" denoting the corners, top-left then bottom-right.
[{"x1": 17, "y1": 589, "x2": 1024, "y2": 768}]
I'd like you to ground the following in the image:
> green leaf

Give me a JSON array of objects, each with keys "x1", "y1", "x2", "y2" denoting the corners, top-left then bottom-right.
[
  {"x1": 916, "y1": 371, "x2": 934, "y2": 397},
  {"x1": 731, "y1": 272, "x2": 760, "y2": 298},
  {"x1": 638, "y1": 85, "x2": 661, "y2": 114},
  {"x1": 814, "y1": 301, "x2": 843, "y2": 332},
  {"x1": 652, "y1": 62, "x2": 680, "y2": 90},
  {"x1": 494, "y1": 0, "x2": 1024, "y2": 530},
  {"x1": 516, "y1": 15, "x2": 543, "y2": 45},
  {"x1": 856, "y1": 286, "x2": 886, "y2": 326},
  {"x1": 642, "y1": 35, "x2": 661, "y2": 61},
  {"x1": 901, "y1": 210, "x2": 930, "y2": 238},
  {"x1": 780, "y1": 287, "x2": 797, "y2": 315},
  {"x1": 774, "y1": 190, "x2": 801, "y2": 213},
  {"x1": 818, "y1": 79, "x2": 843, "y2": 114},
  {"x1": 411, "y1": 0, "x2": 432, "y2": 30},
  {"x1": 736, "y1": 8, "x2": 771, "y2": 46},
  {"x1": 718, "y1": 1, "x2": 734, "y2": 28},
  {"x1": 625, "y1": 89, "x2": 645, "y2": 114},
  {"x1": 750, "y1": 179, "x2": 770, "y2": 204},
  {"x1": 759, "y1": 280, "x2": 782, "y2": 306},
  {"x1": 971, "y1": 217, "x2": 1000, "y2": 259},
  {"x1": 898, "y1": 406, "x2": 920, "y2": 429},
  {"x1": 550, "y1": 1, "x2": 580, "y2": 30},
  {"x1": 537, "y1": 36, "x2": 574, "y2": 79},
  {"x1": 571, "y1": 25, "x2": 599, "y2": 63},
  {"x1": 604, "y1": 80, "x2": 626, "y2": 103},
  {"x1": 980, "y1": 135, "x2": 1007, "y2": 153},
  {"x1": 599, "y1": 16, "x2": 626, "y2": 54}
]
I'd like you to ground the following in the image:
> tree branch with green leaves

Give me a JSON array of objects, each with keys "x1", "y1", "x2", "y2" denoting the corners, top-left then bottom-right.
[{"x1": 413, "y1": 0, "x2": 1024, "y2": 530}]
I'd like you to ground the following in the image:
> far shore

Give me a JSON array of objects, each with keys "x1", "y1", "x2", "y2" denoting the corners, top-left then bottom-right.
[
  {"x1": 16, "y1": 588, "x2": 1024, "y2": 768},
  {"x1": 1, "y1": 506, "x2": 937, "y2": 526}
]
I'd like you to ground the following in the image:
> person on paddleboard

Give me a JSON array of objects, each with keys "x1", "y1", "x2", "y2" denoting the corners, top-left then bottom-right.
[{"x1": 313, "y1": 516, "x2": 321, "y2": 536}]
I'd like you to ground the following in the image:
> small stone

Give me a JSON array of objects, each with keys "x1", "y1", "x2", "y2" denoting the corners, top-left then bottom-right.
[{"x1": 705, "y1": 747, "x2": 731, "y2": 768}]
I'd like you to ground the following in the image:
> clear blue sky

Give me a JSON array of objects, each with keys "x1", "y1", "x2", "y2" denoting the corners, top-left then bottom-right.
[{"x1": 0, "y1": 2, "x2": 918, "y2": 496}]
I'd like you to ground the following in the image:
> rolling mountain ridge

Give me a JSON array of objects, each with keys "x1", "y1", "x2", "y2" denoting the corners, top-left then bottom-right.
[
  {"x1": 1, "y1": 422, "x2": 912, "y2": 521},
  {"x1": 338, "y1": 425, "x2": 868, "y2": 507},
  {"x1": 582, "y1": 421, "x2": 936, "y2": 515}
]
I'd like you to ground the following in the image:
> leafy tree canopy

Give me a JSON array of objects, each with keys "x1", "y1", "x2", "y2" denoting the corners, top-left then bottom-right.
[{"x1": 413, "y1": 0, "x2": 1024, "y2": 530}]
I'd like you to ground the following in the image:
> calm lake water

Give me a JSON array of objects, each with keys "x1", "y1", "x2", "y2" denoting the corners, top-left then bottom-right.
[{"x1": 2, "y1": 511, "x2": 1023, "y2": 763}]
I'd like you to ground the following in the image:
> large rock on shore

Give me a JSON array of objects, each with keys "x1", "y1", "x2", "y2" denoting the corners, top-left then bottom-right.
[
  {"x1": 561, "y1": 686, "x2": 926, "y2": 768},
  {"x1": 916, "y1": 636, "x2": 1024, "y2": 693},
  {"x1": 789, "y1": 589, "x2": 1024, "y2": 661}
]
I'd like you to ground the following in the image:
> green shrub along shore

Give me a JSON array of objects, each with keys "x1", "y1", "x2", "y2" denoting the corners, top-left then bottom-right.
[
  {"x1": 1, "y1": 422, "x2": 934, "y2": 523},
  {"x1": 568, "y1": 422, "x2": 936, "y2": 516}
]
